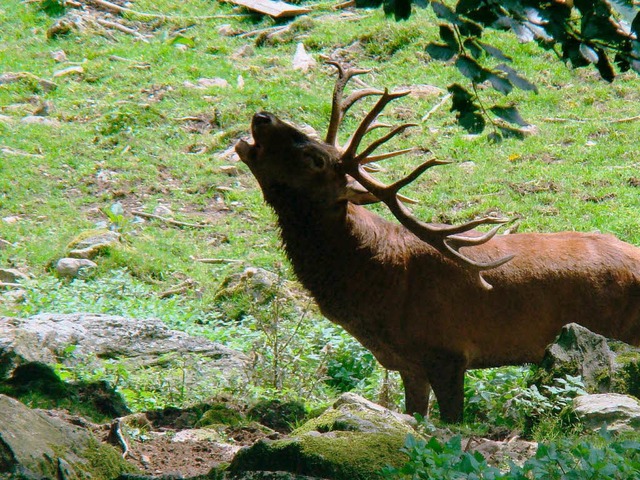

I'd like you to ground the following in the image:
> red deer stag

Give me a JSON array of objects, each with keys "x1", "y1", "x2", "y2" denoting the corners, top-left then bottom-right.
[{"x1": 235, "y1": 61, "x2": 640, "y2": 423}]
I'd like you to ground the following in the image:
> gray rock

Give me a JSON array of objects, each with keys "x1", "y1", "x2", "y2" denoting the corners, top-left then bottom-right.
[
  {"x1": 0, "y1": 313, "x2": 248, "y2": 385},
  {"x1": 0, "y1": 394, "x2": 135, "y2": 478},
  {"x1": 56, "y1": 257, "x2": 97, "y2": 278},
  {"x1": 228, "y1": 394, "x2": 416, "y2": 480},
  {"x1": 573, "y1": 393, "x2": 640, "y2": 432},
  {"x1": 67, "y1": 230, "x2": 122, "y2": 259},
  {"x1": 216, "y1": 267, "x2": 304, "y2": 305},
  {"x1": 538, "y1": 323, "x2": 638, "y2": 394},
  {"x1": 0, "y1": 268, "x2": 29, "y2": 283}
]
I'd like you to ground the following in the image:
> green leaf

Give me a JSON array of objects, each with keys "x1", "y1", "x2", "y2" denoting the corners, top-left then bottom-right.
[
  {"x1": 448, "y1": 84, "x2": 485, "y2": 135},
  {"x1": 487, "y1": 72, "x2": 513, "y2": 94},
  {"x1": 496, "y1": 64, "x2": 539, "y2": 93},
  {"x1": 169, "y1": 35, "x2": 196, "y2": 48},
  {"x1": 633, "y1": 11, "x2": 640, "y2": 35},
  {"x1": 498, "y1": 125, "x2": 526, "y2": 140},
  {"x1": 490, "y1": 105, "x2": 528, "y2": 126},
  {"x1": 426, "y1": 42, "x2": 457, "y2": 61},
  {"x1": 463, "y1": 38, "x2": 483, "y2": 59},
  {"x1": 478, "y1": 41, "x2": 513, "y2": 62},
  {"x1": 596, "y1": 49, "x2": 615, "y2": 82},
  {"x1": 459, "y1": 110, "x2": 486, "y2": 134},
  {"x1": 455, "y1": 55, "x2": 487, "y2": 82},
  {"x1": 579, "y1": 43, "x2": 599, "y2": 63},
  {"x1": 431, "y1": 1, "x2": 458, "y2": 22},
  {"x1": 439, "y1": 24, "x2": 459, "y2": 49}
]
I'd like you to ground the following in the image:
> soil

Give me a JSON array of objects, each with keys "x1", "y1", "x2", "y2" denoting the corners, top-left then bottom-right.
[
  {"x1": 95, "y1": 418, "x2": 277, "y2": 478},
  {"x1": 126, "y1": 434, "x2": 239, "y2": 478}
]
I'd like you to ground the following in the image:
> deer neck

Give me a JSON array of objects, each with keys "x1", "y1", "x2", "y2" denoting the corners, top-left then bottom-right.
[{"x1": 263, "y1": 184, "x2": 413, "y2": 328}]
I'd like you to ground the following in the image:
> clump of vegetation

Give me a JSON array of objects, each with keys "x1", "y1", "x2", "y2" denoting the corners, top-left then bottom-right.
[
  {"x1": 382, "y1": 428, "x2": 640, "y2": 479},
  {"x1": 248, "y1": 398, "x2": 308, "y2": 433}
]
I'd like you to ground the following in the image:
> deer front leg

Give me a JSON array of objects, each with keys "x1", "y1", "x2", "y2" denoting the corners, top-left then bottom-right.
[
  {"x1": 426, "y1": 352, "x2": 467, "y2": 423},
  {"x1": 400, "y1": 370, "x2": 431, "y2": 417}
]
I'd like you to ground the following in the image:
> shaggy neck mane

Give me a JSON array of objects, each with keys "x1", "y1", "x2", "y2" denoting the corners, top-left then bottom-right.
[{"x1": 262, "y1": 183, "x2": 419, "y2": 325}]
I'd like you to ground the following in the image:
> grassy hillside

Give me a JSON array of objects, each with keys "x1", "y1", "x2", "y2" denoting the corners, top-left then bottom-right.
[{"x1": 1, "y1": 0, "x2": 640, "y2": 430}]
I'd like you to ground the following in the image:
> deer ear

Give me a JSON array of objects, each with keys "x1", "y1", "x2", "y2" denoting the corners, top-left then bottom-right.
[
  {"x1": 343, "y1": 175, "x2": 380, "y2": 205},
  {"x1": 303, "y1": 146, "x2": 330, "y2": 172}
]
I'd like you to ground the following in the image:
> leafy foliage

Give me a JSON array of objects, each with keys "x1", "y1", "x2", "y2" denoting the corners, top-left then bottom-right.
[
  {"x1": 383, "y1": 428, "x2": 640, "y2": 479},
  {"x1": 464, "y1": 367, "x2": 588, "y2": 437},
  {"x1": 325, "y1": 331, "x2": 378, "y2": 392},
  {"x1": 361, "y1": 0, "x2": 640, "y2": 136}
]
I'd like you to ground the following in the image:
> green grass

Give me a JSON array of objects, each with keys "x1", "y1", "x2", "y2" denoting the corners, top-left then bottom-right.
[{"x1": 1, "y1": 0, "x2": 640, "y2": 434}]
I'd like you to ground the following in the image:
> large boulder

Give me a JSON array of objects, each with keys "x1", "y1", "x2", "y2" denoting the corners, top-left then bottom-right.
[
  {"x1": 0, "y1": 313, "x2": 249, "y2": 415},
  {"x1": 0, "y1": 313, "x2": 248, "y2": 379},
  {"x1": 0, "y1": 394, "x2": 136, "y2": 479},
  {"x1": 226, "y1": 393, "x2": 416, "y2": 480},
  {"x1": 537, "y1": 323, "x2": 640, "y2": 396}
]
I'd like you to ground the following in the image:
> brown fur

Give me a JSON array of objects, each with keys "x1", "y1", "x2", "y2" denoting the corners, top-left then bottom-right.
[{"x1": 236, "y1": 112, "x2": 640, "y2": 422}]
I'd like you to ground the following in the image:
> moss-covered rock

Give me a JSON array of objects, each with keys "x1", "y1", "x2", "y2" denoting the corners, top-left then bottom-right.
[
  {"x1": 294, "y1": 393, "x2": 416, "y2": 437},
  {"x1": 228, "y1": 431, "x2": 408, "y2": 480},
  {"x1": 536, "y1": 323, "x2": 640, "y2": 398},
  {"x1": 197, "y1": 403, "x2": 245, "y2": 428},
  {"x1": 0, "y1": 394, "x2": 137, "y2": 479},
  {"x1": 609, "y1": 341, "x2": 640, "y2": 398},
  {"x1": 226, "y1": 393, "x2": 418, "y2": 480}
]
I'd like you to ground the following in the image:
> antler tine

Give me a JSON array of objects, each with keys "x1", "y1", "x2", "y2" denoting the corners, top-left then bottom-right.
[
  {"x1": 342, "y1": 89, "x2": 411, "y2": 163},
  {"x1": 325, "y1": 60, "x2": 383, "y2": 147},
  {"x1": 380, "y1": 187, "x2": 513, "y2": 289},
  {"x1": 364, "y1": 148, "x2": 417, "y2": 164},
  {"x1": 355, "y1": 123, "x2": 418, "y2": 163}
]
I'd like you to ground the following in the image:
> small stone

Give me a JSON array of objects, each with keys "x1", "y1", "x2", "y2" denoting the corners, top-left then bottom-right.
[
  {"x1": 292, "y1": 43, "x2": 316, "y2": 72},
  {"x1": 2, "y1": 289, "x2": 26, "y2": 303},
  {"x1": 20, "y1": 116, "x2": 60, "y2": 126},
  {"x1": 218, "y1": 24, "x2": 238, "y2": 36},
  {"x1": 56, "y1": 258, "x2": 97, "y2": 278},
  {"x1": 46, "y1": 18, "x2": 76, "y2": 39},
  {"x1": 405, "y1": 84, "x2": 446, "y2": 98},
  {"x1": 459, "y1": 161, "x2": 476, "y2": 174},
  {"x1": 198, "y1": 78, "x2": 229, "y2": 88},
  {"x1": 50, "y1": 50, "x2": 67, "y2": 62},
  {"x1": 215, "y1": 145, "x2": 240, "y2": 163},
  {"x1": 53, "y1": 66, "x2": 84, "y2": 78},
  {"x1": 67, "y1": 230, "x2": 121, "y2": 259},
  {"x1": 153, "y1": 205, "x2": 173, "y2": 217},
  {"x1": 232, "y1": 45, "x2": 254, "y2": 59},
  {"x1": 2, "y1": 216, "x2": 21, "y2": 224},
  {"x1": 220, "y1": 165, "x2": 239, "y2": 176},
  {"x1": 183, "y1": 78, "x2": 229, "y2": 89}
]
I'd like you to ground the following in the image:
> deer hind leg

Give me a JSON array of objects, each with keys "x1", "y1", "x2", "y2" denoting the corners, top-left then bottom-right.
[
  {"x1": 425, "y1": 352, "x2": 467, "y2": 423},
  {"x1": 400, "y1": 370, "x2": 431, "y2": 417}
]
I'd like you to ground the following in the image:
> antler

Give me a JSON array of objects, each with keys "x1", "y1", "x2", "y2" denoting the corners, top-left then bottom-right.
[{"x1": 325, "y1": 60, "x2": 514, "y2": 290}]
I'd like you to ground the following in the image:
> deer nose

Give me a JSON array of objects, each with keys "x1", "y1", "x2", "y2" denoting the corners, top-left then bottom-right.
[{"x1": 253, "y1": 112, "x2": 273, "y2": 126}]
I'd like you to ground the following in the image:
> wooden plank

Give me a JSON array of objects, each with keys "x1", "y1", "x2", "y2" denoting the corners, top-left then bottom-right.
[{"x1": 227, "y1": 0, "x2": 311, "y2": 18}]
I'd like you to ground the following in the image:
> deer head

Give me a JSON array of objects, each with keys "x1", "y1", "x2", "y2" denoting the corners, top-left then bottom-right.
[{"x1": 236, "y1": 60, "x2": 513, "y2": 289}]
